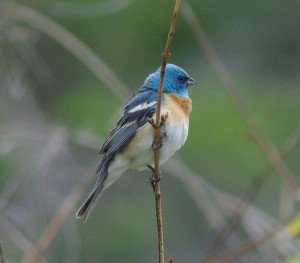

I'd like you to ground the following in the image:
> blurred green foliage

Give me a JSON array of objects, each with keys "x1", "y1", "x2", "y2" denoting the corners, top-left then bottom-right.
[{"x1": 1, "y1": 0, "x2": 300, "y2": 262}]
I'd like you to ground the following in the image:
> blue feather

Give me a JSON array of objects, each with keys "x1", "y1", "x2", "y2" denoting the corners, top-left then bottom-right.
[
  {"x1": 123, "y1": 86, "x2": 158, "y2": 112},
  {"x1": 99, "y1": 87, "x2": 157, "y2": 157}
]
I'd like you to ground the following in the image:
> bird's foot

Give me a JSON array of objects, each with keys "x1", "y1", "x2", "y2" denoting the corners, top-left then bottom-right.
[
  {"x1": 147, "y1": 117, "x2": 157, "y2": 128},
  {"x1": 160, "y1": 112, "x2": 169, "y2": 126},
  {"x1": 147, "y1": 165, "x2": 161, "y2": 184},
  {"x1": 147, "y1": 112, "x2": 169, "y2": 129}
]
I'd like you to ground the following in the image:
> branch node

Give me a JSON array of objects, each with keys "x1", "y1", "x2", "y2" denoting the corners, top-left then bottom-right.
[
  {"x1": 152, "y1": 139, "x2": 163, "y2": 150},
  {"x1": 155, "y1": 193, "x2": 161, "y2": 200}
]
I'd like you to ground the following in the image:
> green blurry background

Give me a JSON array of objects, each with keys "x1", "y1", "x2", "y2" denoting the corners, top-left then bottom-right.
[{"x1": 1, "y1": 0, "x2": 300, "y2": 262}]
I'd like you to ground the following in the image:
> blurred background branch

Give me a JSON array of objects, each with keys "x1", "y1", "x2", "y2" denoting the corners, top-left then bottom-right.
[
  {"x1": 181, "y1": 0, "x2": 297, "y2": 196},
  {"x1": 1, "y1": 0, "x2": 299, "y2": 262},
  {"x1": 34, "y1": 0, "x2": 134, "y2": 19},
  {"x1": 201, "y1": 125, "x2": 300, "y2": 263},
  {"x1": 8, "y1": 3, "x2": 130, "y2": 101}
]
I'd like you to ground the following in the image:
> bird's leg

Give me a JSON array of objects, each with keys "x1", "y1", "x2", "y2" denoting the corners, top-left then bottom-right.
[
  {"x1": 147, "y1": 164, "x2": 161, "y2": 185},
  {"x1": 147, "y1": 113, "x2": 167, "y2": 186}
]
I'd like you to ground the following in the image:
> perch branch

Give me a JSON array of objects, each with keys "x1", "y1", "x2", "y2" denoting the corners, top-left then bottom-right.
[{"x1": 150, "y1": 1, "x2": 181, "y2": 262}]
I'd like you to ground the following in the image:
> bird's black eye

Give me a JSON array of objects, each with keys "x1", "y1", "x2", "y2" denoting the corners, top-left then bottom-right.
[{"x1": 178, "y1": 76, "x2": 188, "y2": 84}]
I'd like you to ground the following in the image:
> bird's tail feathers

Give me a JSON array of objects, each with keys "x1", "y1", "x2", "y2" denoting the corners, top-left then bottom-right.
[
  {"x1": 76, "y1": 171, "x2": 107, "y2": 222},
  {"x1": 76, "y1": 156, "x2": 127, "y2": 222}
]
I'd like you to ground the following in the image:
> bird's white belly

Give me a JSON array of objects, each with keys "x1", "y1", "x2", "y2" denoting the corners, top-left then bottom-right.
[
  {"x1": 159, "y1": 118, "x2": 189, "y2": 164},
  {"x1": 105, "y1": 109, "x2": 189, "y2": 193},
  {"x1": 114, "y1": 109, "x2": 189, "y2": 171},
  {"x1": 114, "y1": 93, "x2": 191, "y2": 173}
]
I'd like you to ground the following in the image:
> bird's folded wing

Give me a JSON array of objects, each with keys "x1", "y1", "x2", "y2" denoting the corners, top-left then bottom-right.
[{"x1": 99, "y1": 87, "x2": 158, "y2": 161}]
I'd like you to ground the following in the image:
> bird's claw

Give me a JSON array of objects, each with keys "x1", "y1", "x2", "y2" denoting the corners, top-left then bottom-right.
[
  {"x1": 147, "y1": 117, "x2": 157, "y2": 128},
  {"x1": 147, "y1": 165, "x2": 161, "y2": 184},
  {"x1": 147, "y1": 175, "x2": 161, "y2": 184},
  {"x1": 160, "y1": 112, "x2": 169, "y2": 126},
  {"x1": 147, "y1": 113, "x2": 169, "y2": 129}
]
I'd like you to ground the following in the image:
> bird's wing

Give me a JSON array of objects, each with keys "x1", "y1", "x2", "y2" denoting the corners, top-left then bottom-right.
[
  {"x1": 98, "y1": 87, "x2": 158, "y2": 167},
  {"x1": 77, "y1": 88, "x2": 158, "y2": 221}
]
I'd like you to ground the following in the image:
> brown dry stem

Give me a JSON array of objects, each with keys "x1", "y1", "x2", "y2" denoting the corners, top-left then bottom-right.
[{"x1": 151, "y1": 1, "x2": 181, "y2": 263}]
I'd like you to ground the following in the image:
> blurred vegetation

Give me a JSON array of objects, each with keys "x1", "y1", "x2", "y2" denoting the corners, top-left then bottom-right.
[{"x1": 0, "y1": 0, "x2": 300, "y2": 262}]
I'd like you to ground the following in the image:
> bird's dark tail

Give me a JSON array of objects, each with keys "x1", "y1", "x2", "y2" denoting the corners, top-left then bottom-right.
[{"x1": 76, "y1": 172, "x2": 107, "y2": 222}]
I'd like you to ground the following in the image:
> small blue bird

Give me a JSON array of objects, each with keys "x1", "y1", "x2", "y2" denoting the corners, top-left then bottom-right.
[{"x1": 76, "y1": 64, "x2": 196, "y2": 222}]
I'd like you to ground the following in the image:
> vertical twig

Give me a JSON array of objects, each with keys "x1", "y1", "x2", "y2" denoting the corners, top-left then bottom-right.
[{"x1": 151, "y1": 1, "x2": 181, "y2": 263}]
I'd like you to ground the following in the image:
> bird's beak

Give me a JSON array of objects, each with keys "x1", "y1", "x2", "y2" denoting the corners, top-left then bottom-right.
[{"x1": 187, "y1": 77, "x2": 196, "y2": 86}]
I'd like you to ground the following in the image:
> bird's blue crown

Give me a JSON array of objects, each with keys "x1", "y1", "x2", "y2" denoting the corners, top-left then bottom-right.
[{"x1": 144, "y1": 64, "x2": 195, "y2": 98}]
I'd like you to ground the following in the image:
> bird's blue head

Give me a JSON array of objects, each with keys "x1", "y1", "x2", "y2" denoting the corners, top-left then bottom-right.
[{"x1": 144, "y1": 64, "x2": 196, "y2": 98}]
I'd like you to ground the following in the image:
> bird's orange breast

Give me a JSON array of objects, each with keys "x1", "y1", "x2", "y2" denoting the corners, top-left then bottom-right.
[{"x1": 164, "y1": 93, "x2": 192, "y2": 122}]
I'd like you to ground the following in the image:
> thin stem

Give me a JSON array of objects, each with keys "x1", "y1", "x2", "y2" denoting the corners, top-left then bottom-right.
[{"x1": 152, "y1": 1, "x2": 181, "y2": 263}]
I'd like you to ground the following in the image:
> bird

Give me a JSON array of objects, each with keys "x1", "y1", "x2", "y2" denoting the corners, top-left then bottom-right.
[{"x1": 76, "y1": 64, "x2": 196, "y2": 222}]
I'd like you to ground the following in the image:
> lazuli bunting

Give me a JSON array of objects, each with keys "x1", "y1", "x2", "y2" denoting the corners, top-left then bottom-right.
[{"x1": 76, "y1": 64, "x2": 196, "y2": 222}]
